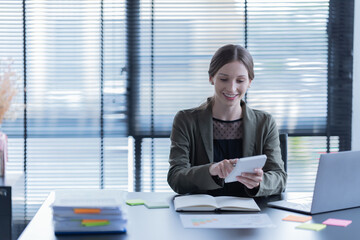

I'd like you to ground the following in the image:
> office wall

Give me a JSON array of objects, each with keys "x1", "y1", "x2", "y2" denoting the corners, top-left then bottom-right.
[{"x1": 353, "y1": 0, "x2": 360, "y2": 150}]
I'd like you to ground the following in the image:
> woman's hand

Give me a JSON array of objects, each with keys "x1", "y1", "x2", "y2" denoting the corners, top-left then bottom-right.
[
  {"x1": 236, "y1": 168, "x2": 263, "y2": 189},
  {"x1": 209, "y1": 159, "x2": 237, "y2": 178}
]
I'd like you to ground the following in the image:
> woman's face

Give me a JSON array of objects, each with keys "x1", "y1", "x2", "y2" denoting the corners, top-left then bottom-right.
[{"x1": 210, "y1": 61, "x2": 252, "y2": 108}]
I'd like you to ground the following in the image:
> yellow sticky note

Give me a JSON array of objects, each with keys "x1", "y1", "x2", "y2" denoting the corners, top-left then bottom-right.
[
  {"x1": 282, "y1": 215, "x2": 312, "y2": 223},
  {"x1": 296, "y1": 223, "x2": 326, "y2": 231}
]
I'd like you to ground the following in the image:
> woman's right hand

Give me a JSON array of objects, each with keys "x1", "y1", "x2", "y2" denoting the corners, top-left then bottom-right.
[{"x1": 209, "y1": 159, "x2": 238, "y2": 178}]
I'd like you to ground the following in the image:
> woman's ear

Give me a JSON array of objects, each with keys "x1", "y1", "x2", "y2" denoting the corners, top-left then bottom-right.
[
  {"x1": 248, "y1": 79, "x2": 253, "y2": 88},
  {"x1": 209, "y1": 76, "x2": 214, "y2": 85}
]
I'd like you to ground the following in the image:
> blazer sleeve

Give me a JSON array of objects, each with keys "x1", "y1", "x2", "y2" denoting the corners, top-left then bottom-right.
[
  {"x1": 167, "y1": 111, "x2": 221, "y2": 194},
  {"x1": 248, "y1": 114, "x2": 287, "y2": 197}
]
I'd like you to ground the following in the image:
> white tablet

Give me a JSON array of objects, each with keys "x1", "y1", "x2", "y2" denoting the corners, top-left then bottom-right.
[{"x1": 224, "y1": 155, "x2": 267, "y2": 183}]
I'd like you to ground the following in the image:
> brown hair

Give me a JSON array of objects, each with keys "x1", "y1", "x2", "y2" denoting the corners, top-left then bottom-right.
[{"x1": 208, "y1": 44, "x2": 254, "y2": 80}]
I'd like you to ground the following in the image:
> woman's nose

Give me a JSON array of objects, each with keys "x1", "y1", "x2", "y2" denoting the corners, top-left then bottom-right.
[{"x1": 227, "y1": 80, "x2": 237, "y2": 92}]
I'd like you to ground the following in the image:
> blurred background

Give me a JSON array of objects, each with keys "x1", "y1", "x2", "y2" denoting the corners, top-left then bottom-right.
[{"x1": 0, "y1": 0, "x2": 357, "y2": 222}]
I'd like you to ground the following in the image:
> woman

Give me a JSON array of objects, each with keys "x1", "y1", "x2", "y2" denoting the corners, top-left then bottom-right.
[{"x1": 167, "y1": 44, "x2": 287, "y2": 197}]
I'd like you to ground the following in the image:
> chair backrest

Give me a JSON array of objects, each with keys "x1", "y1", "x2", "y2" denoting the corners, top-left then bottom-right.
[{"x1": 279, "y1": 133, "x2": 288, "y2": 172}]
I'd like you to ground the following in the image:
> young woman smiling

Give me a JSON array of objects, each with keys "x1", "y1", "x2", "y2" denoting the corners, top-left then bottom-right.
[{"x1": 167, "y1": 44, "x2": 287, "y2": 197}]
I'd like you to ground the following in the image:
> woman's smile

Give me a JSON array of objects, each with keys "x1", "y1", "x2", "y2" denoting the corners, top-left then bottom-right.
[{"x1": 223, "y1": 92, "x2": 239, "y2": 100}]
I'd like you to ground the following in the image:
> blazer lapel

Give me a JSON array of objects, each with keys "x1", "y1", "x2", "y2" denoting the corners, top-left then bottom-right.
[
  {"x1": 198, "y1": 102, "x2": 214, "y2": 163},
  {"x1": 242, "y1": 101, "x2": 256, "y2": 157}
]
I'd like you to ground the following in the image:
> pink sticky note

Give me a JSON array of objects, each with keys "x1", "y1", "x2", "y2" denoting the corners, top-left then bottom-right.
[{"x1": 322, "y1": 218, "x2": 352, "y2": 227}]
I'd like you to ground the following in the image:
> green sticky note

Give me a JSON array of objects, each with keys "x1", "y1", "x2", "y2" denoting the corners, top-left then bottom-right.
[
  {"x1": 82, "y1": 221, "x2": 110, "y2": 227},
  {"x1": 144, "y1": 201, "x2": 169, "y2": 209},
  {"x1": 126, "y1": 199, "x2": 145, "y2": 206},
  {"x1": 296, "y1": 223, "x2": 326, "y2": 231}
]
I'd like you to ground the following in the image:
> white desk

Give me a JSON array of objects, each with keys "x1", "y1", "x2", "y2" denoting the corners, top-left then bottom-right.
[{"x1": 19, "y1": 192, "x2": 360, "y2": 240}]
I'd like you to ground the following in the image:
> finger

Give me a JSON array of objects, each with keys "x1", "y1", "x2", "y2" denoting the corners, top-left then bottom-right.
[
  {"x1": 237, "y1": 176, "x2": 256, "y2": 189},
  {"x1": 219, "y1": 160, "x2": 233, "y2": 177},
  {"x1": 237, "y1": 176, "x2": 260, "y2": 189},
  {"x1": 254, "y1": 168, "x2": 264, "y2": 176},
  {"x1": 230, "y1": 159, "x2": 238, "y2": 165},
  {"x1": 241, "y1": 176, "x2": 258, "y2": 186},
  {"x1": 225, "y1": 162, "x2": 234, "y2": 176},
  {"x1": 241, "y1": 172, "x2": 263, "y2": 182},
  {"x1": 224, "y1": 159, "x2": 235, "y2": 166}
]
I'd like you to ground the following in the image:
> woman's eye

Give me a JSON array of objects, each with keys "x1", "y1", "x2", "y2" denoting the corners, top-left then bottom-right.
[
  {"x1": 237, "y1": 79, "x2": 244, "y2": 83},
  {"x1": 220, "y1": 78, "x2": 227, "y2": 81}
]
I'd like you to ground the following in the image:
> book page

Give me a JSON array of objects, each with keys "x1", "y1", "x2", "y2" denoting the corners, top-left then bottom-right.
[
  {"x1": 180, "y1": 214, "x2": 274, "y2": 228},
  {"x1": 174, "y1": 194, "x2": 218, "y2": 211},
  {"x1": 214, "y1": 196, "x2": 260, "y2": 211},
  {"x1": 53, "y1": 189, "x2": 126, "y2": 208}
]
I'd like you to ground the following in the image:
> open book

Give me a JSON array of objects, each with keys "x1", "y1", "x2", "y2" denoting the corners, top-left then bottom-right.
[{"x1": 174, "y1": 194, "x2": 260, "y2": 212}]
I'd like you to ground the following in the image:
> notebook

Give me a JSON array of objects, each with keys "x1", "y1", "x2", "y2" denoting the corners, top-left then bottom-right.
[
  {"x1": 268, "y1": 150, "x2": 360, "y2": 214},
  {"x1": 173, "y1": 194, "x2": 260, "y2": 212}
]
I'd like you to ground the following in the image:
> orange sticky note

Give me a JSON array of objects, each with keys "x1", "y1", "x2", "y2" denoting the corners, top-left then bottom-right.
[
  {"x1": 74, "y1": 208, "x2": 101, "y2": 214},
  {"x1": 282, "y1": 215, "x2": 312, "y2": 223}
]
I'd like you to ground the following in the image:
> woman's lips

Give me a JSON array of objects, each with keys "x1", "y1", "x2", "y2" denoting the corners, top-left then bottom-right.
[{"x1": 223, "y1": 92, "x2": 238, "y2": 100}]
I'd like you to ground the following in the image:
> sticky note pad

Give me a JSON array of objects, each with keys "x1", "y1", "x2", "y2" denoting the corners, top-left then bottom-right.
[
  {"x1": 144, "y1": 201, "x2": 169, "y2": 209},
  {"x1": 322, "y1": 218, "x2": 352, "y2": 227},
  {"x1": 74, "y1": 208, "x2": 101, "y2": 214},
  {"x1": 296, "y1": 223, "x2": 326, "y2": 231},
  {"x1": 82, "y1": 219, "x2": 109, "y2": 223},
  {"x1": 82, "y1": 220, "x2": 110, "y2": 227},
  {"x1": 126, "y1": 199, "x2": 145, "y2": 206},
  {"x1": 282, "y1": 215, "x2": 312, "y2": 223}
]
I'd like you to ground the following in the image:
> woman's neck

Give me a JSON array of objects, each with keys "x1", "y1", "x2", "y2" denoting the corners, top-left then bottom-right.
[{"x1": 212, "y1": 99, "x2": 242, "y2": 121}]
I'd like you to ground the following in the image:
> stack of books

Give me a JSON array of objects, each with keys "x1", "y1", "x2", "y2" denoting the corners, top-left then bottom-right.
[{"x1": 52, "y1": 189, "x2": 127, "y2": 235}]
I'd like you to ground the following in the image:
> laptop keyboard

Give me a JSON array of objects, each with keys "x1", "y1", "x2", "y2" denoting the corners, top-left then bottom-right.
[{"x1": 284, "y1": 197, "x2": 312, "y2": 211}]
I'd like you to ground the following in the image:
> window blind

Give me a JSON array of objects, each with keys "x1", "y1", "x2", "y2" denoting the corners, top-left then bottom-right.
[
  {"x1": 137, "y1": 0, "x2": 246, "y2": 135},
  {"x1": 0, "y1": 0, "x2": 24, "y2": 137},
  {"x1": 246, "y1": 0, "x2": 329, "y2": 134},
  {"x1": 134, "y1": 0, "x2": 346, "y2": 192},
  {"x1": 0, "y1": 0, "x2": 25, "y2": 221},
  {"x1": 2, "y1": 0, "x2": 129, "y2": 219},
  {"x1": 0, "y1": 0, "x2": 353, "y2": 216}
]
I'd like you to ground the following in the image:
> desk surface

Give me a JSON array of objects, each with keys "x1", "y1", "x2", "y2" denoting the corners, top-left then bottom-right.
[{"x1": 18, "y1": 192, "x2": 360, "y2": 240}]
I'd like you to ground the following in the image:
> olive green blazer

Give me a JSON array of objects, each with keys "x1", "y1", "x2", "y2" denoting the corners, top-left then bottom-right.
[{"x1": 167, "y1": 99, "x2": 287, "y2": 197}]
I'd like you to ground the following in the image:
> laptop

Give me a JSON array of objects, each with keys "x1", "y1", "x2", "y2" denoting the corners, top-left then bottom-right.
[{"x1": 268, "y1": 150, "x2": 360, "y2": 214}]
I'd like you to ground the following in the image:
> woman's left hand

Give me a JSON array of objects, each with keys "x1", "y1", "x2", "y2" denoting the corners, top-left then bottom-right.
[{"x1": 236, "y1": 168, "x2": 263, "y2": 189}]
